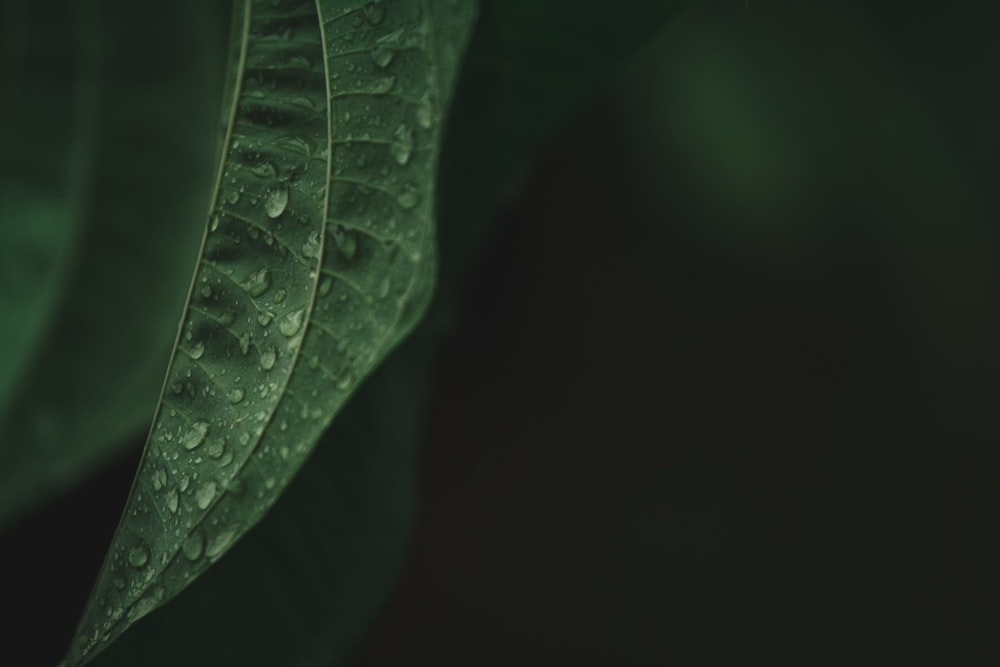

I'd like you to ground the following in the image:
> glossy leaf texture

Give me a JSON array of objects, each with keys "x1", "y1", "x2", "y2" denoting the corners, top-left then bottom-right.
[
  {"x1": 67, "y1": 0, "x2": 476, "y2": 664},
  {"x1": 0, "y1": 0, "x2": 227, "y2": 526}
]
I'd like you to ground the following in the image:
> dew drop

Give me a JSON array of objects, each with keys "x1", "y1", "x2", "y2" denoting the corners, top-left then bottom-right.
[
  {"x1": 264, "y1": 185, "x2": 288, "y2": 218},
  {"x1": 397, "y1": 182, "x2": 420, "y2": 210},
  {"x1": 391, "y1": 124, "x2": 414, "y2": 165},
  {"x1": 416, "y1": 93, "x2": 433, "y2": 129},
  {"x1": 260, "y1": 345, "x2": 277, "y2": 370},
  {"x1": 241, "y1": 267, "x2": 272, "y2": 297},
  {"x1": 207, "y1": 439, "x2": 225, "y2": 459},
  {"x1": 195, "y1": 481, "x2": 217, "y2": 510},
  {"x1": 371, "y1": 46, "x2": 394, "y2": 68},
  {"x1": 278, "y1": 308, "x2": 305, "y2": 337},
  {"x1": 337, "y1": 372, "x2": 354, "y2": 391},
  {"x1": 205, "y1": 528, "x2": 239, "y2": 559},
  {"x1": 334, "y1": 227, "x2": 357, "y2": 260},
  {"x1": 371, "y1": 75, "x2": 396, "y2": 93},
  {"x1": 209, "y1": 214, "x2": 220, "y2": 232},
  {"x1": 318, "y1": 277, "x2": 333, "y2": 296},
  {"x1": 302, "y1": 232, "x2": 322, "y2": 258},
  {"x1": 225, "y1": 190, "x2": 239, "y2": 205},
  {"x1": 128, "y1": 543, "x2": 150, "y2": 568},
  {"x1": 250, "y1": 161, "x2": 278, "y2": 179},
  {"x1": 181, "y1": 532, "x2": 205, "y2": 561},
  {"x1": 258, "y1": 311, "x2": 274, "y2": 327},
  {"x1": 200, "y1": 285, "x2": 213, "y2": 298},
  {"x1": 227, "y1": 388, "x2": 245, "y2": 404},
  {"x1": 363, "y1": 0, "x2": 385, "y2": 24},
  {"x1": 166, "y1": 489, "x2": 179, "y2": 514},
  {"x1": 189, "y1": 341, "x2": 205, "y2": 360},
  {"x1": 183, "y1": 422, "x2": 209, "y2": 450}
]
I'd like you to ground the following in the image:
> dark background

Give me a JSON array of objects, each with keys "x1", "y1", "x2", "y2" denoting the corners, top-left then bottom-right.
[{"x1": 5, "y1": 2, "x2": 1000, "y2": 665}]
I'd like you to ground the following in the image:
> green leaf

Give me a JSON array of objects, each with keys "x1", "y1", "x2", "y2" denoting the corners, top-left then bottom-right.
[
  {"x1": 0, "y1": 0, "x2": 227, "y2": 526},
  {"x1": 67, "y1": 1, "x2": 475, "y2": 664},
  {"x1": 88, "y1": 329, "x2": 434, "y2": 667}
]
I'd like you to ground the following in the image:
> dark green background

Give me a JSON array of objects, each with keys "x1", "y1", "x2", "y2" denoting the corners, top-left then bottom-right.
[{"x1": 5, "y1": 1, "x2": 999, "y2": 665}]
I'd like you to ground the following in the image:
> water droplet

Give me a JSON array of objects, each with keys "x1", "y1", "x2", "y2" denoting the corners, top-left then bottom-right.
[
  {"x1": 225, "y1": 190, "x2": 240, "y2": 205},
  {"x1": 264, "y1": 185, "x2": 288, "y2": 218},
  {"x1": 318, "y1": 277, "x2": 333, "y2": 296},
  {"x1": 200, "y1": 285, "x2": 213, "y2": 299},
  {"x1": 378, "y1": 275, "x2": 391, "y2": 298},
  {"x1": 391, "y1": 124, "x2": 414, "y2": 165},
  {"x1": 207, "y1": 439, "x2": 225, "y2": 459},
  {"x1": 260, "y1": 345, "x2": 277, "y2": 370},
  {"x1": 166, "y1": 489, "x2": 179, "y2": 513},
  {"x1": 183, "y1": 422, "x2": 209, "y2": 450},
  {"x1": 273, "y1": 288, "x2": 287, "y2": 304},
  {"x1": 302, "y1": 232, "x2": 321, "y2": 258},
  {"x1": 371, "y1": 75, "x2": 396, "y2": 93},
  {"x1": 226, "y1": 478, "x2": 246, "y2": 496},
  {"x1": 189, "y1": 341, "x2": 205, "y2": 360},
  {"x1": 258, "y1": 311, "x2": 274, "y2": 327},
  {"x1": 334, "y1": 227, "x2": 357, "y2": 260},
  {"x1": 195, "y1": 481, "x2": 217, "y2": 510},
  {"x1": 209, "y1": 214, "x2": 220, "y2": 232},
  {"x1": 181, "y1": 532, "x2": 205, "y2": 561},
  {"x1": 416, "y1": 93, "x2": 433, "y2": 129},
  {"x1": 241, "y1": 267, "x2": 272, "y2": 297},
  {"x1": 371, "y1": 46, "x2": 394, "y2": 68},
  {"x1": 273, "y1": 135, "x2": 316, "y2": 156},
  {"x1": 363, "y1": 1, "x2": 386, "y2": 24},
  {"x1": 337, "y1": 372, "x2": 354, "y2": 391},
  {"x1": 278, "y1": 308, "x2": 305, "y2": 337},
  {"x1": 250, "y1": 161, "x2": 278, "y2": 179},
  {"x1": 113, "y1": 578, "x2": 126, "y2": 590},
  {"x1": 219, "y1": 310, "x2": 236, "y2": 326},
  {"x1": 239, "y1": 332, "x2": 251, "y2": 355},
  {"x1": 205, "y1": 527, "x2": 239, "y2": 559},
  {"x1": 128, "y1": 543, "x2": 149, "y2": 568},
  {"x1": 228, "y1": 388, "x2": 245, "y2": 404},
  {"x1": 397, "y1": 182, "x2": 419, "y2": 210},
  {"x1": 151, "y1": 467, "x2": 167, "y2": 491}
]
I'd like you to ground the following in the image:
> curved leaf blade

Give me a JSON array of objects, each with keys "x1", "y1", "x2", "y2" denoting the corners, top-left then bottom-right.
[{"x1": 67, "y1": 0, "x2": 476, "y2": 664}]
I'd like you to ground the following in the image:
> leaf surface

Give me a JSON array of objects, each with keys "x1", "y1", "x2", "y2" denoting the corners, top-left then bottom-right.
[{"x1": 67, "y1": 0, "x2": 476, "y2": 663}]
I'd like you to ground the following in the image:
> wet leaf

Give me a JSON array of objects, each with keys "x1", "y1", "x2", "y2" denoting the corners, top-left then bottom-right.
[{"x1": 66, "y1": 1, "x2": 475, "y2": 664}]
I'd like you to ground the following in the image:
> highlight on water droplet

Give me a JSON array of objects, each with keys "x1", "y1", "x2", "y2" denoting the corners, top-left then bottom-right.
[
  {"x1": 363, "y1": 0, "x2": 385, "y2": 25},
  {"x1": 195, "y1": 481, "x2": 217, "y2": 510},
  {"x1": 260, "y1": 344, "x2": 277, "y2": 370},
  {"x1": 416, "y1": 92, "x2": 433, "y2": 129},
  {"x1": 397, "y1": 182, "x2": 419, "y2": 210},
  {"x1": 183, "y1": 422, "x2": 209, "y2": 450},
  {"x1": 127, "y1": 543, "x2": 150, "y2": 569},
  {"x1": 278, "y1": 308, "x2": 305, "y2": 337},
  {"x1": 181, "y1": 531, "x2": 205, "y2": 561},
  {"x1": 264, "y1": 184, "x2": 288, "y2": 218},
  {"x1": 205, "y1": 531, "x2": 238, "y2": 561},
  {"x1": 241, "y1": 267, "x2": 272, "y2": 297},
  {"x1": 390, "y1": 124, "x2": 414, "y2": 166},
  {"x1": 189, "y1": 341, "x2": 205, "y2": 360},
  {"x1": 302, "y1": 231, "x2": 322, "y2": 258},
  {"x1": 371, "y1": 45, "x2": 394, "y2": 68}
]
